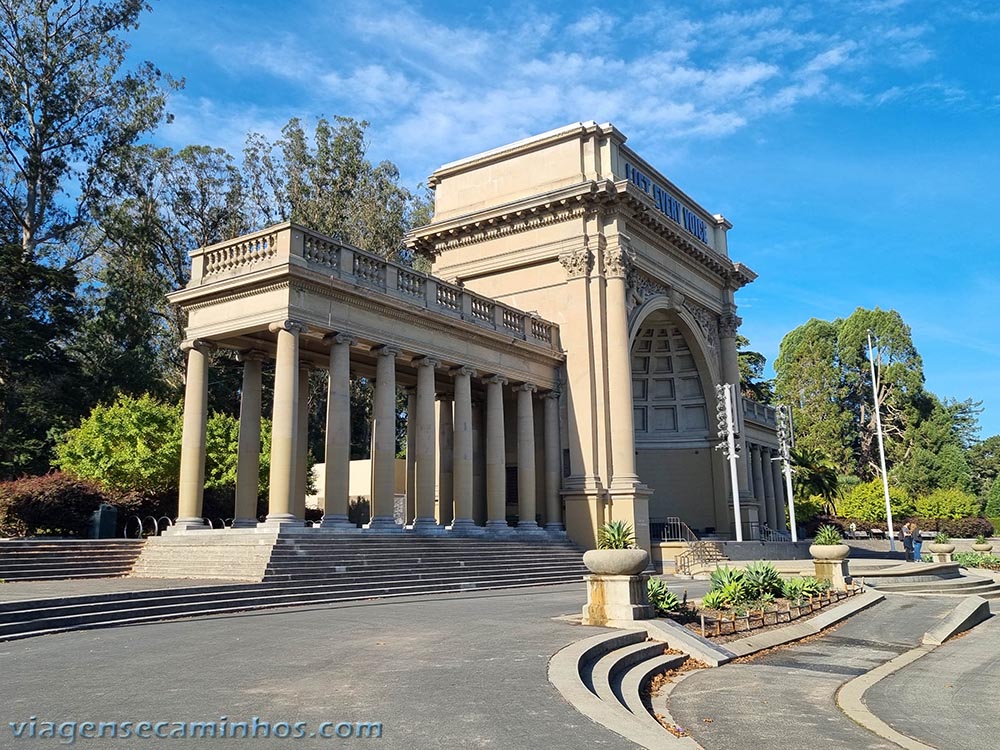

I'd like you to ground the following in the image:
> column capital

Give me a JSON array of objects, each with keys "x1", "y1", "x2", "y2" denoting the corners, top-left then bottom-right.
[
  {"x1": 414, "y1": 356, "x2": 440, "y2": 369},
  {"x1": 237, "y1": 349, "x2": 268, "y2": 363},
  {"x1": 374, "y1": 344, "x2": 400, "y2": 359},
  {"x1": 324, "y1": 331, "x2": 357, "y2": 347},
  {"x1": 603, "y1": 243, "x2": 634, "y2": 280},
  {"x1": 269, "y1": 319, "x2": 307, "y2": 335},
  {"x1": 451, "y1": 365, "x2": 477, "y2": 379},
  {"x1": 558, "y1": 247, "x2": 593, "y2": 279},
  {"x1": 485, "y1": 374, "x2": 508, "y2": 387},
  {"x1": 541, "y1": 390, "x2": 561, "y2": 400},
  {"x1": 719, "y1": 312, "x2": 742, "y2": 339},
  {"x1": 181, "y1": 338, "x2": 216, "y2": 354},
  {"x1": 515, "y1": 382, "x2": 537, "y2": 394}
]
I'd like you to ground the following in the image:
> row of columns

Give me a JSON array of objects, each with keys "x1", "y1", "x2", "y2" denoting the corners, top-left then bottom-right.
[
  {"x1": 747, "y1": 442, "x2": 788, "y2": 535},
  {"x1": 175, "y1": 322, "x2": 564, "y2": 534}
]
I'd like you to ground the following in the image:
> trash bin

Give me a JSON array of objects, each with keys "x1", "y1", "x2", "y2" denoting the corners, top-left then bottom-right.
[{"x1": 90, "y1": 503, "x2": 118, "y2": 539}]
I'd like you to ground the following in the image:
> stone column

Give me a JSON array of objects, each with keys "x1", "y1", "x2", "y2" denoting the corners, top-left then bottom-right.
[
  {"x1": 404, "y1": 388, "x2": 416, "y2": 525},
  {"x1": 515, "y1": 383, "x2": 541, "y2": 532},
  {"x1": 543, "y1": 391, "x2": 563, "y2": 531},
  {"x1": 412, "y1": 357, "x2": 440, "y2": 532},
  {"x1": 265, "y1": 320, "x2": 305, "y2": 526},
  {"x1": 762, "y1": 447, "x2": 778, "y2": 535},
  {"x1": 450, "y1": 366, "x2": 478, "y2": 534},
  {"x1": 438, "y1": 395, "x2": 454, "y2": 527},
  {"x1": 175, "y1": 339, "x2": 213, "y2": 531},
  {"x1": 751, "y1": 444, "x2": 766, "y2": 538},
  {"x1": 771, "y1": 454, "x2": 788, "y2": 533},
  {"x1": 485, "y1": 375, "x2": 509, "y2": 532},
  {"x1": 366, "y1": 345, "x2": 401, "y2": 531},
  {"x1": 233, "y1": 350, "x2": 266, "y2": 528},
  {"x1": 604, "y1": 239, "x2": 652, "y2": 554},
  {"x1": 321, "y1": 333, "x2": 355, "y2": 529},
  {"x1": 293, "y1": 362, "x2": 311, "y2": 521}
]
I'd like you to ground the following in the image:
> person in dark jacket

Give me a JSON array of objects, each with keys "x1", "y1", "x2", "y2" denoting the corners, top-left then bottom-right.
[{"x1": 901, "y1": 521, "x2": 914, "y2": 562}]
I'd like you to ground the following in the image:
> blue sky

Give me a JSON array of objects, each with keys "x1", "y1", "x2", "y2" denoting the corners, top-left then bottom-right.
[{"x1": 128, "y1": 0, "x2": 1000, "y2": 436}]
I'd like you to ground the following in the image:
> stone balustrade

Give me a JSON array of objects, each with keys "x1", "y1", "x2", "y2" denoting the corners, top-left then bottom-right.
[
  {"x1": 190, "y1": 222, "x2": 558, "y2": 350},
  {"x1": 741, "y1": 397, "x2": 777, "y2": 427}
]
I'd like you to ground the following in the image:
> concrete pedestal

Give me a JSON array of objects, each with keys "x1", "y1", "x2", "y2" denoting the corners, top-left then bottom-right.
[
  {"x1": 931, "y1": 551, "x2": 954, "y2": 564},
  {"x1": 581, "y1": 574, "x2": 654, "y2": 626},
  {"x1": 813, "y1": 558, "x2": 850, "y2": 591}
]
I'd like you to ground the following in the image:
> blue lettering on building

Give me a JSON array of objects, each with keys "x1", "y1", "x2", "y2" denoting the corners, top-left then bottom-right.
[{"x1": 623, "y1": 162, "x2": 709, "y2": 245}]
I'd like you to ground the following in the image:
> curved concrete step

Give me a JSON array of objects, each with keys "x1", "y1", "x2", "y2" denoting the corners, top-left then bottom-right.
[
  {"x1": 620, "y1": 652, "x2": 689, "y2": 734},
  {"x1": 549, "y1": 630, "x2": 698, "y2": 749}
]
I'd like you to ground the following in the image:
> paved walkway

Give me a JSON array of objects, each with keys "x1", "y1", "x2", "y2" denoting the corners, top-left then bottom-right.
[
  {"x1": 0, "y1": 583, "x2": 640, "y2": 749},
  {"x1": 864, "y1": 609, "x2": 1000, "y2": 749},
  {"x1": 668, "y1": 595, "x2": 957, "y2": 750}
]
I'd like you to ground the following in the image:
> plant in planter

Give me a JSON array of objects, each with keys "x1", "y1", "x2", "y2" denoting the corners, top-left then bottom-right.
[
  {"x1": 928, "y1": 531, "x2": 955, "y2": 554},
  {"x1": 583, "y1": 521, "x2": 649, "y2": 575},
  {"x1": 972, "y1": 534, "x2": 994, "y2": 554},
  {"x1": 809, "y1": 524, "x2": 850, "y2": 561}
]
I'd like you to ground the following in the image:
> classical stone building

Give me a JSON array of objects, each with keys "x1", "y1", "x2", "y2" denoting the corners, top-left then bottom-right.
[{"x1": 162, "y1": 121, "x2": 785, "y2": 566}]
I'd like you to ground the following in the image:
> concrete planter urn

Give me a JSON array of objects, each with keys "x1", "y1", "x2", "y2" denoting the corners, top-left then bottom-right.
[
  {"x1": 583, "y1": 548, "x2": 650, "y2": 576},
  {"x1": 809, "y1": 544, "x2": 850, "y2": 561},
  {"x1": 928, "y1": 543, "x2": 956, "y2": 555},
  {"x1": 972, "y1": 543, "x2": 994, "y2": 553}
]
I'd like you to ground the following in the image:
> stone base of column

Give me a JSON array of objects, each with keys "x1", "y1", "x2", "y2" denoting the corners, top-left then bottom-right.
[
  {"x1": 318, "y1": 514, "x2": 357, "y2": 531},
  {"x1": 484, "y1": 520, "x2": 514, "y2": 536},
  {"x1": 515, "y1": 521, "x2": 548, "y2": 537},
  {"x1": 581, "y1": 574, "x2": 655, "y2": 626},
  {"x1": 259, "y1": 514, "x2": 304, "y2": 529},
  {"x1": 544, "y1": 523, "x2": 567, "y2": 538},
  {"x1": 409, "y1": 518, "x2": 445, "y2": 535},
  {"x1": 164, "y1": 518, "x2": 209, "y2": 534},
  {"x1": 231, "y1": 518, "x2": 259, "y2": 529},
  {"x1": 364, "y1": 516, "x2": 403, "y2": 532},
  {"x1": 608, "y1": 484, "x2": 653, "y2": 555},
  {"x1": 447, "y1": 519, "x2": 484, "y2": 536}
]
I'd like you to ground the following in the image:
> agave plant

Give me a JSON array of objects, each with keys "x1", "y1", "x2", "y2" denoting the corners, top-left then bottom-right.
[
  {"x1": 709, "y1": 564, "x2": 744, "y2": 591},
  {"x1": 647, "y1": 578, "x2": 680, "y2": 616},
  {"x1": 743, "y1": 561, "x2": 783, "y2": 599},
  {"x1": 718, "y1": 579, "x2": 749, "y2": 607},
  {"x1": 700, "y1": 589, "x2": 729, "y2": 611},
  {"x1": 934, "y1": 531, "x2": 950, "y2": 545},
  {"x1": 597, "y1": 520, "x2": 635, "y2": 550},
  {"x1": 813, "y1": 524, "x2": 843, "y2": 545}
]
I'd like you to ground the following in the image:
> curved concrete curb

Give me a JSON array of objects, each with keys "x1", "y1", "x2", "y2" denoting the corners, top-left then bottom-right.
[
  {"x1": 836, "y1": 595, "x2": 993, "y2": 750},
  {"x1": 725, "y1": 589, "x2": 884, "y2": 658}
]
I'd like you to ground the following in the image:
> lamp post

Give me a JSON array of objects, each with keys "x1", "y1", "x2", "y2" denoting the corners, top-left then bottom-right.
[
  {"x1": 776, "y1": 404, "x2": 798, "y2": 543},
  {"x1": 868, "y1": 330, "x2": 896, "y2": 552},
  {"x1": 715, "y1": 383, "x2": 743, "y2": 542}
]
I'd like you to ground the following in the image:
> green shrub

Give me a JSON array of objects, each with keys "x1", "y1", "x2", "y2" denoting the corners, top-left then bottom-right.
[
  {"x1": 718, "y1": 579, "x2": 749, "y2": 607},
  {"x1": 975, "y1": 534, "x2": 989, "y2": 545},
  {"x1": 914, "y1": 488, "x2": 981, "y2": 521},
  {"x1": 742, "y1": 561, "x2": 783, "y2": 599},
  {"x1": 934, "y1": 531, "x2": 950, "y2": 544},
  {"x1": 793, "y1": 495, "x2": 825, "y2": 523},
  {"x1": 952, "y1": 551, "x2": 1000, "y2": 570},
  {"x1": 837, "y1": 479, "x2": 914, "y2": 522},
  {"x1": 597, "y1": 520, "x2": 635, "y2": 549},
  {"x1": 647, "y1": 578, "x2": 680, "y2": 615},
  {"x1": 814, "y1": 524, "x2": 843, "y2": 545},
  {"x1": 781, "y1": 577, "x2": 808, "y2": 604},
  {"x1": 0, "y1": 473, "x2": 110, "y2": 537},
  {"x1": 990, "y1": 518, "x2": 1000, "y2": 536},
  {"x1": 939, "y1": 517, "x2": 994, "y2": 539},
  {"x1": 700, "y1": 589, "x2": 729, "y2": 611},
  {"x1": 54, "y1": 393, "x2": 272, "y2": 496}
]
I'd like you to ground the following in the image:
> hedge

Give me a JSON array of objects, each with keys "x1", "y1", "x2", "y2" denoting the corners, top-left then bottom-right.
[{"x1": 0, "y1": 473, "x2": 110, "y2": 537}]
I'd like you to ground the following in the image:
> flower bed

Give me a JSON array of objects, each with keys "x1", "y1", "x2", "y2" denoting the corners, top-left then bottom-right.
[{"x1": 695, "y1": 584, "x2": 864, "y2": 638}]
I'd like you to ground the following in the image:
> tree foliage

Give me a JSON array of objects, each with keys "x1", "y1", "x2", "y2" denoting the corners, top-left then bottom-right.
[
  {"x1": 837, "y1": 478, "x2": 914, "y2": 523},
  {"x1": 776, "y1": 307, "x2": 979, "y2": 496},
  {"x1": 913, "y1": 487, "x2": 981, "y2": 520}
]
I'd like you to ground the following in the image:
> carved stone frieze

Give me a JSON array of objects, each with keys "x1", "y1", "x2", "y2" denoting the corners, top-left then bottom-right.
[{"x1": 683, "y1": 300, "x2": 720, "y2": 359}]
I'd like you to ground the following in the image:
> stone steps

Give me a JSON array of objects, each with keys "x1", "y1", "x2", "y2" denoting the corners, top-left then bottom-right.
[
  {"x1": 0, "y1": 534, "x2": 588, "y2": 641},
  {"x1": 548, "y1": 629, "x2": 694, "y2": 749},
  {"x1": 0, "y1": 540, "x2": 143, "y2": 581},
  {"x1": 865, "y1": 565, "x2": 1000, "y2": 599}
]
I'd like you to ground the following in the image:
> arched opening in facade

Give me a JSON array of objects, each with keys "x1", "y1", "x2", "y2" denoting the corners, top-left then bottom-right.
[{"x1": 630, "y1": 308, "x2": 725, "y2": 535}]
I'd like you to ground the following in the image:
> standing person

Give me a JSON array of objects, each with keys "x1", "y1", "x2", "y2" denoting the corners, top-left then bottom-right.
[
  {"x1": 901, "y1": 521, "x2": 914, "y2": 562},
  {"x1": 911, "y1": 520, "x2": 923, "y2": 562}
]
